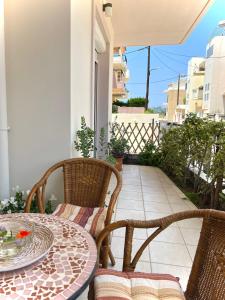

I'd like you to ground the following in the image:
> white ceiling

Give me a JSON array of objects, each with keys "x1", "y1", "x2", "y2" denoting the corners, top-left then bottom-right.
[{"x1": 111, "y1": 0, "x2": 213, "y2": 46}]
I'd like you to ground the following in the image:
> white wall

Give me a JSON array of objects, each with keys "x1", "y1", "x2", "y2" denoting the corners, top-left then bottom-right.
[
  {"x1": 0, "y1": 0, "x2": 9, "y2": 198},
  {"x1": 5, "y1": 0, "x2": 71, "y2": 191},
  {"x1": 70, "y1": 0, "x2": 93, "y2": 157},
  {"x1": 70, "y1": 0, "x2": 114, "y2": 156},
  {"x1": 3, "y1": 0, "x2": 114, "y2": 199},
  {"x1": 94, "y1": 2, "x2": 113, "y2": 141},
  {"x1": 113, "y1": 113, "x2": 160, "y2": 124},
  {"x1": 203, "y1": 36, "x2": 225, "y2": 115}
]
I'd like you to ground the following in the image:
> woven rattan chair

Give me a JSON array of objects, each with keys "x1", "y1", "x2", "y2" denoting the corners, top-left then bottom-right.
[
  {"x1": 25, "y1": 158, "x2": 122, "y2": 266},
  {"x1": 89, "y1": 209, "x2": 225, "y2": 300}
]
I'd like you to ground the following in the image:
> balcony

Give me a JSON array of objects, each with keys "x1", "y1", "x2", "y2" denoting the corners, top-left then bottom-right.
[{"x1": 113, "y1": 55, "x2": 127, "y2": 71}]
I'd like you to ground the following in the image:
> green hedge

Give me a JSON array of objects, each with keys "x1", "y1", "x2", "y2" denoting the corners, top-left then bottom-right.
[{"x1": 113, "y1": 97, "x2": 146, "y2": 107}]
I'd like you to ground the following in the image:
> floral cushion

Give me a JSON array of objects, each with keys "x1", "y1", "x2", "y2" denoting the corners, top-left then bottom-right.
[
  {"x1": 94, "y1": 269, "x2": 185, "y2": 300},
  {"x1": 52, "y1": 203, "x2": 107, "y2": 238}
]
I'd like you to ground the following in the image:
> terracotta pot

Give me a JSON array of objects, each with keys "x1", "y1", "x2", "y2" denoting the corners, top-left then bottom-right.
[{"x1": 114, "y1": 157, "x2": 123, "y2": 172}]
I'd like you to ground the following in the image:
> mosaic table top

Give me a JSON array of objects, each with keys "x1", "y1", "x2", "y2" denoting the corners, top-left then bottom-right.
[{"x1": 0, "y1": 213, "x2": 97, "y2": 300}]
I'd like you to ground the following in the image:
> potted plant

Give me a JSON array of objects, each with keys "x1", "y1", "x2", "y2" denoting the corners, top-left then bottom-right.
[
  {"x1": 109, "y1": 137, "x2": 129, "y2": 171},
  {"x1": 74, "y1": 116, "x2": 95, "y2": 158},
  {"x1": 74, "y1": 117, "x2": 116, "y2": 166}
]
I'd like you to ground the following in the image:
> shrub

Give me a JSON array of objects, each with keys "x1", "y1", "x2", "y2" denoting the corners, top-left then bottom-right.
[
  {"x1": 128, "y1": 97, "x2": 146, "y2": 107},
  {"x1": 74, "y1": 116, "x2": 95, "y2": 158},
  {"x1": 138, "y1": 141, "x2": 161, "y2": 166},
  {"x1": 159, "y1": 113, "x2": 225, "y2": 209},
  {"x1": 145, "y1": 108, "x2": 155, "y2": 114},
  {"x1": 112, "y1": 105, "x2": 118, "y2": 113}
]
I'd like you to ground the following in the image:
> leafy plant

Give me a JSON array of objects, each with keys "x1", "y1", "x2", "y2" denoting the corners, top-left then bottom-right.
[
  {"x1": 128, "y1": 97, "x2": 146, "y2": 107},
  {"x1": 74, "y1": 116, "x2": 95, "y2": 158},
  {"x1": 108, "y1": 119, "x2": 129, "y2": 157},
  {"x1": 144, "y1": 108, "x2": 155, "y2": 114},
  {"x1": 138, "y1": 141, "x2": 162, "y2": 166},
  {"x1": 160, "y1": 114, "x2": 225, "y2": 209},
  {"x1": 98, "y1": 127, "x2": 116, "y2": 165},
  {"x1": 112, "y1": 104, "x2": 118, "y2": 113},
  {"x1": 109, "y1": 137, "x2": 129, "y2": 157},
  {"x1": 113, "y1": 98, "x2": 147, "y2": 107},
  {"x1": 0, "y1": 187, "x2": 53, "y2": 214}
]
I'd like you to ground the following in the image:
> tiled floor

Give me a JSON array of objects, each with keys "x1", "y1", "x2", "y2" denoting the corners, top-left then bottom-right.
[{"x1": 78, "y1": 165, "x2": 202, "y2": 299}]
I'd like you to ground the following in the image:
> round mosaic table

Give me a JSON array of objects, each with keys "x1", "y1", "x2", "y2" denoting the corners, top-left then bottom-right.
[{"x1": 0, "y1": 213, "x2": 97, "y2": 300}]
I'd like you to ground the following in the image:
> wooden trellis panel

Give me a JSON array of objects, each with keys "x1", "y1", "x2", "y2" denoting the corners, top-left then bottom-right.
[{"x1": 114, "y1": 119, "x2": 161, "y2": 154}]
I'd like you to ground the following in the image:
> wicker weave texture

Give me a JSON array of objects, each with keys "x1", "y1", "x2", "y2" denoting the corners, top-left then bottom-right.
[
  {"x1": 94, "y1": 209, "x2": 225, "y2": 300},
  {"x1": 25, "y1": 158, "x2": 122, "y2": 217}
]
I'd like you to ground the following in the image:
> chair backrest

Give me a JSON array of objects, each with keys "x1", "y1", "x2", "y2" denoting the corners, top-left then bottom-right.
[
  {"x1": 185, "y1": 210, "x2": 225, "y2": 300},
  {"x1": 25, "y1": 158, "x2": 122, "y2": 213},
  {"x1": 96, "y1": 209, "x2": 225, "y2": 300},
  {"x1": 63, "y1": 158, "x2": 114, "y2": 207}
]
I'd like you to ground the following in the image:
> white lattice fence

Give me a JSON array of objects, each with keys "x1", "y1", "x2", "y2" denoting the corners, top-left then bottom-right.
[{"x1": 114, "y1": 120, "x2": 160, "y2": 154}]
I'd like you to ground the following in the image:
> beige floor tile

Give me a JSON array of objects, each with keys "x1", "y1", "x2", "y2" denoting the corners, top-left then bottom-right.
[
  {"x1": 184, "y1": 200, "x2": 198, "y2": 210},
  {"x1": 180, "y1": 228, "x2": 200, "y2": 246},
  {"x1": 149, "y1": 241, "x2": 192, "y2": 267},
  {"x1": 144, "y1": 201, "x2": 172, "y2": 213},
  {"x1": 151, "y1": 263, "x2": 191, "y2": 291},
  {"x1": 142, "y1": 186, "x2": 164, "y2": 193},
  {"x1": 170, "y1": 202, "x2": 190, "y2": 212},
  {"x1": 177, "y1": 218, "x2": 202, "y2": 229},
  {"x1": 141, "y1": 180, "x2": 162, "y2": 186},
  {"x1": 147, "y1": 227, "x2": 185, "y2": 244},
  {"x1": 112, "y1": 258, "x2": 152, "y2": 273},
  {"x1": 114, "y1": 164, "x2": 202, "y2": 293},
  {"x1": 132, "y1": 239, "x2": 150, "y2": 261},
  {"x1": 115, "y1": 209, "x2": 145, "y2": 221},
  {"x1": 113, "y1": 227, "x2": 148, "y2": 240},
  {"x1": 123, "y1": 178, "x2": 141, "y2": 185},
  {"x1": 167, "y1": 195, "x2": 187, "y2": 203},
  {"x1": 111, "y1": 236, "x2": 125, "y2": 258},
  {"x1": 117, "y1": 199, "x2": 144, "y2": 210},
  {"x1": 119, "y1": 190, "x2": 143, "y2": 201},
  {"x1": 121, "y1": 184, "x2": 142, "y2": 192},
  {"x1": 111, "y1": 237, "x2": 150, "y2": 261},
  {"x1": 143, "y1": 193, "x2": 168, "y2": 203},
  {"x1": 135, "y1": 261, "x2": 152, "y2": 273},
  {"x1": 187, "y1": 245, "x2": 197, "y2": 261}
]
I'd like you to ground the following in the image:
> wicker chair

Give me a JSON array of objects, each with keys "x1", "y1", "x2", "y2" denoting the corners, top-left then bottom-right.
[
  {"x1": 25, "y1": 158, "x2": 122, "y2": 266},
  {"x1": 89, "y1": 209, "x2": 225, "y2": 300}
]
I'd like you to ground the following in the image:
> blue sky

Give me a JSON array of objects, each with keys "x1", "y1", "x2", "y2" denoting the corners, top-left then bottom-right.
[{"x1": 125, "y1": 0, "x2": 225, "y2": 108}]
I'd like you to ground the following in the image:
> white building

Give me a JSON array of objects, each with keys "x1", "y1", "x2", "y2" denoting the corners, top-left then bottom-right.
[
  {"x1": 165, "y1": 78, "x2": 187, "y2": 123},
  {"x1": 203, "y1": 35, "x2": 225, "y2": 117},
  {"x1": 186, "y1": 57, "x2": 205, "y2": 116},
  {"x1": 0, "y1": 0, "x2": 213, "y2": 198}
]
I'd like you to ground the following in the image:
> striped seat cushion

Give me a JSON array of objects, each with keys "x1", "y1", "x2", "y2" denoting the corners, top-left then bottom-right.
[
  {"x1": 52, "y1": 203, "x2": 107, "y2": 238},
  {"x1": 94, "y1": 269, "x2": 185, "y2": 300}
]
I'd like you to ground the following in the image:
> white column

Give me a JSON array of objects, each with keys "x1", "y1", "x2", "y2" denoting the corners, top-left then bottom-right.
[{"x1": 0, "y1": 0, "x2": 9, "y2": 198}]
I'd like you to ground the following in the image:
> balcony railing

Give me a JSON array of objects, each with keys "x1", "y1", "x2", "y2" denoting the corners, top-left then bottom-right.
[{"x1": 114, "y1": 120, "x2": 161, "y2": 154}]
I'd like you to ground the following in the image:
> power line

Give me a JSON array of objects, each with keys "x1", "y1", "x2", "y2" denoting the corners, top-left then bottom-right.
[
  {"x1": 125, "y1": 47, "x2": 148, "y2": 55},
  {"x1": 152, "y1": 49, "x2": 180, "y2": 74},
  {"x1": 157, "y1": 48, "x2": 225, "y2": 59},
  {"x1": 127, "y1": 76, "x2": 178, "y2": 85},
  {"x1": 154, "y1": 49, "x2": 188, "y2": 66}
]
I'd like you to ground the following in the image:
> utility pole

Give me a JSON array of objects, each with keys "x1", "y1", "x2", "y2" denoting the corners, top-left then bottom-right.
[
  {"x1": 177, "y1": 73, "x2": 181, "y2": 105},
  {"x1": 145, "y1": 46, "x2": 150, "y2": 110}
]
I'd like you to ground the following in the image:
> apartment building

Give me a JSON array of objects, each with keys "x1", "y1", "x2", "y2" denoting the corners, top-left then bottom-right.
[
  {"x1": 112, "y1": 47, "x2": 129, "y2": 102},
  {"x1": 186, "y1": 58, "x2": 205, "y2": 116},
  {"x1": 203, "y1": 35, "x2": 225, "y2": 117},
  {"x1": 165, "y1": 78, "x2": 186, "y2": 123}
]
